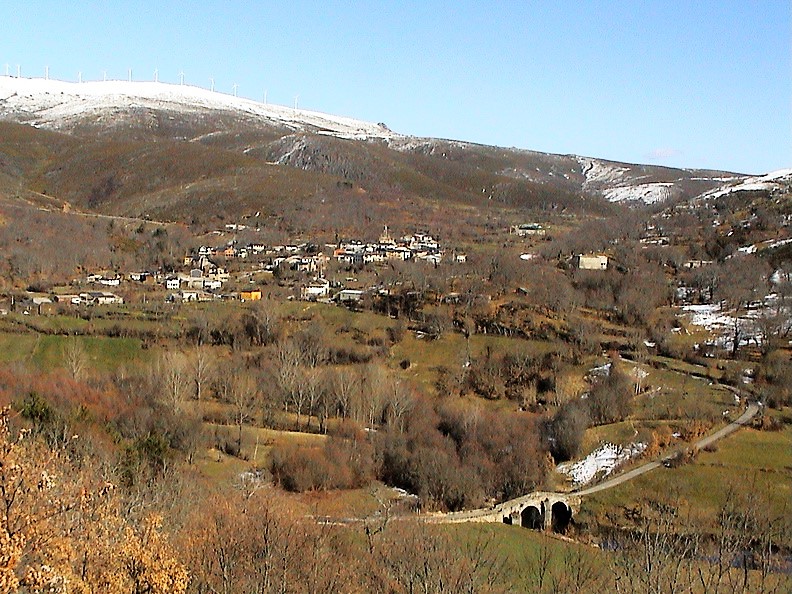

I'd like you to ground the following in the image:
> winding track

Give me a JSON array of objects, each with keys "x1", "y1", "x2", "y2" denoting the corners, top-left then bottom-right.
[
  {"x1": 574, "y1": 402, "x2": 759, "y2": 497},
  {"x1": 425, "y1": 401, "x2": 760, "y2": 524}
]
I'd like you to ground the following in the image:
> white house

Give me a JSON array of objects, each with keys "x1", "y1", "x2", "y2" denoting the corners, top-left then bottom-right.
[
  {"x1": 511, "y1": 223, "x2": 546, "y2": 237},
  {"x1": 301, "y1": 278, "x2": 331, "y2": 301},
  {"x1": 80, "y1": 292, "x2": 124, "y2": 305},
  {"x1": 337, "y1": 289, "x2": 365, "y2": 303},
  {"x1": 576, "y1": 254, "x2": 609, "y2": 270}
]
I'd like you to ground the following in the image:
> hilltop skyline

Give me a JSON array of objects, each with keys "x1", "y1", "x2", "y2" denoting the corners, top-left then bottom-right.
[{"x1": 1, "y1": 1, "x2": 789, "y2": 174}]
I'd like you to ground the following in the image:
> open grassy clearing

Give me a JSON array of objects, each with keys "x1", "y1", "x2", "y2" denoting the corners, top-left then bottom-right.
[
  {"x1": 289, "y1": 481, "x2": 410, "y2": 518},
  {"x1": 207, "y1": 422, "x2": 327, "y2": 459},
  {"x1": 391, "y1": 331, "x2": 557, "y2": 394},
  {"x1": 0, "y1": 307, "x2": 185, "y2": 338},
  {"x1": 633, "y1": 364, "x2": 737, "y2": 421},
  {"x1": 0, "y1": 331, "x2": 148, "y2": 371},
  {"x1": 440, "y1": 523, "x2": 605, "y2": 590}
]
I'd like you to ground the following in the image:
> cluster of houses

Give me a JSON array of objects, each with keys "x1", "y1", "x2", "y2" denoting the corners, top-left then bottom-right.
[
  {"x1": 61, "y1": 227, "x2": 457, "y2": 307},
  {"x1": 300, "y1": 278, "x2": 366, "y2": 303},
  {"x1": 332, "y1": 227, "x2": 453, "y2": 266},
  {"x1": 182, "y1": 226, "x2": 454, "y2": 270},
  {"x1": 7, "y1": 291, "x2": 124, "y2": 315}
]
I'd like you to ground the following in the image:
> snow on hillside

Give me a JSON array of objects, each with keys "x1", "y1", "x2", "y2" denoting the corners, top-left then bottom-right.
[
  {"x1": 578, "y1": 158, "x2": 679, "y2": 204},
  {"x1": 700, "y1": 169, "x2": 792, "y2": 200},
  {"x1": 0, "y1": 76, "x2": 395, "y2": 140},
  {"x1": 578, "y1": 157, "x2": 628, "y2": 189},
  {"x1": 681, "y1": 294, "x2": 792, "y2": 352},
  {"x1": 603, "y1": 182, "x2": 676, "y2": 204},
  {"x1": 557, "y1": 442, "x2": 647, "y2": 487}
]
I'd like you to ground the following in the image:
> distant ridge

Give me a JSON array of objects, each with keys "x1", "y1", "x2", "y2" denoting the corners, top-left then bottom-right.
[
  {"x1": 0, "y1": 76, "x2": 764, "y2": 208},
  {"x1": 0, "y1": 76, "x2": 395, "y2": 140}
]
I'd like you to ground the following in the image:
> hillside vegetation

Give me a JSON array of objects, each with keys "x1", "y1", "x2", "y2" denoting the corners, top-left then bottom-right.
[{"x1": 0, "y1": 80, "x2": 789, "y2": 593}]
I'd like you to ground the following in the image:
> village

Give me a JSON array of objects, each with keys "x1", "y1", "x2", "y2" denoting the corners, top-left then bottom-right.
[
  {"x1": 1, "y1": 225, "x2": 467, "y2": 314},
  {"x1": 7, "y1": 207, "x2": 785, "y2": 362}
]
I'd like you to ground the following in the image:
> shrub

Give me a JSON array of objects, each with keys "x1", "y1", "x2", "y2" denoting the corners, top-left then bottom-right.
[
  {"x1": 586, "y1": 360, "x2": 632, "y2": 425},
  {"x1": 544, "y1": 400, "x2": 589, "y2": 462},
  {"x1": 270, "y1": 424, "x2": 374, "y2": 492},
  {"x1": 664, "y1": 447, "x2": 698, "y2": 468},
  {"x1": 753, "y1": 415, "x2": 784, "y2": 432}
]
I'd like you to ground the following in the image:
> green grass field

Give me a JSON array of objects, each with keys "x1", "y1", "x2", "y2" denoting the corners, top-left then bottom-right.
[
  {"x1": 0, "y1": 331, "x2": 148, "y2": 371},
  {"x1": 440, "y1": 523, "x2": 606, "y2": 591}
]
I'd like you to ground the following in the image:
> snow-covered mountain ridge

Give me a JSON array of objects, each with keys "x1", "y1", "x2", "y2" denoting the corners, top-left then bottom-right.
[{"x1": 0, "y1": 76, "x2": 395, "y2": 140}]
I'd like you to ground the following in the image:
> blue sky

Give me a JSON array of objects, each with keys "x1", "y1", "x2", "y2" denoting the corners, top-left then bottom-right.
[{"x1": 1, "y1": 1, "x2": 789, "y2": 174}]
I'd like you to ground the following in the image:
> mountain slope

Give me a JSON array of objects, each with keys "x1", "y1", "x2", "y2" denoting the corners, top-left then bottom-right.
[{"x1": 0, "y1": 76, "x2": 750, "y2": 222}]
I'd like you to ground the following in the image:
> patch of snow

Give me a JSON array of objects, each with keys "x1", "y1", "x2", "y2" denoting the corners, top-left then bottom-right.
[
  {"x1": 680, "y1": 299, "x2": 790, "y2": 352},
  {"x1": 690, "y1": 176, "x2": 741, "y2": 182},
  {"x1": 587, "y1": 362, "x2": 612, "y2": 378},
  {"x1": 392, "y1": 487, "x2": 418, "y2": 500},
  {"x1": 387, "y1": 137, "x2": 471, "y2": 153},
  {"x1": 771, "y1": 269, "x2": 791, "y2": 284},
  {"x1": 557, "y1": 442, "x2": 647, "y2": 487},
  {"x1": 764, "y1": 237, "x2": 792, "y2": 251},
  {"x1": 682, "y1": 303, "x2": 735, "y2": 332},
  {"x1": 603, "y1": 182, "x2": 675, "y2": 204},
  {"x1": 763, "y1": 168, "x2": 792, "y2": 181},
  {"x1": 736, "y1": 239, "x2": 792, "y2": 257}
]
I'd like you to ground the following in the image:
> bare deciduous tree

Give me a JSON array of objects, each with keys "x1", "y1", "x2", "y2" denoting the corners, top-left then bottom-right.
[
  {"x1": 62, "y1": 336, "x2": 88, "y2": 381},
  {"x1": 156, "y1": 352, "x2": 191, "y2": 415},
  {"x1": 189, "y1": 346, "x2": 215, "y2": 402}
]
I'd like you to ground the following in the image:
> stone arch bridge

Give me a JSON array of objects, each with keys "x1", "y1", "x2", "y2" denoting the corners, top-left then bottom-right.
[
  {"x1": 426, "y1": 491, "x2": 580, "y2": 534},
  {"x1": 425, "y1": 403, "x2": 759, "y2": 534}
]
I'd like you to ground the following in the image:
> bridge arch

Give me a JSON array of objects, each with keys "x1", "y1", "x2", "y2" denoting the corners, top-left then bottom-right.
[
  {"x1": 551, "y1": 501, "x2": 572, "y2": 533},
  {"x1": 520, "y1": 505, "x2": 544, "y2": 529}
]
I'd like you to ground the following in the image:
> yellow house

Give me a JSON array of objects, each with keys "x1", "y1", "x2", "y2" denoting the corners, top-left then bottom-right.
[{"x1": 240, "y1": 290, "x2": 262, "y2": 301}]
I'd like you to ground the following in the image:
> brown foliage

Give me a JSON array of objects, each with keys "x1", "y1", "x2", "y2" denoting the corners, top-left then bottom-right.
[
  {"x1": 270, "y1": 423, "x2": 375, "y2": 492},
  {"x1": 377, "y1": 398, "x2": 549, "y2": 510},
  {"x1": 0, "y1": 407, "x2": 188, "y2": 592},
  {"x1": 183, "y1": 490, "x2": 366, "y2": 594}
]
